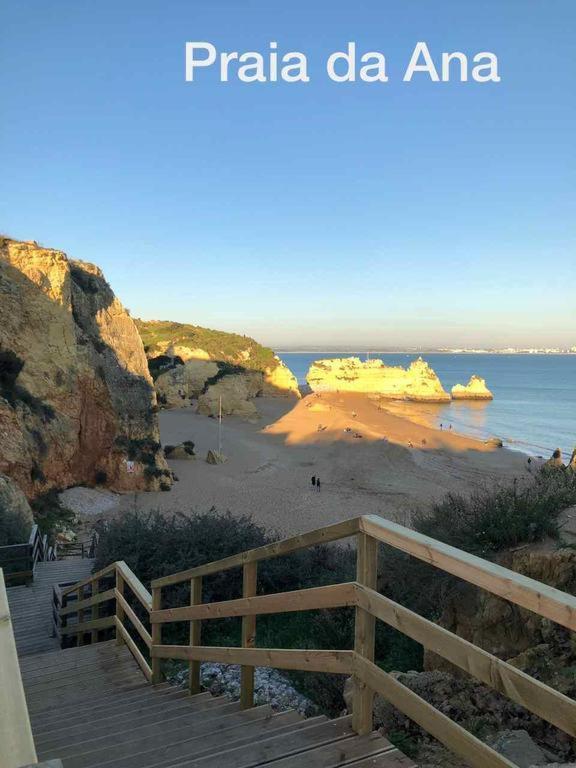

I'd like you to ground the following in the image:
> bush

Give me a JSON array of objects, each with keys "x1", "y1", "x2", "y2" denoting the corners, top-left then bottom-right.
[
  {"x1": 413, "y1": 469, "x2": 576, "y2": 557},
  {"x1": 0, "y1": 507, "x2": 30, "y2": 546}
]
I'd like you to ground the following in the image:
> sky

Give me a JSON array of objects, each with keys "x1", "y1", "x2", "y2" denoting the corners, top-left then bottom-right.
[{"x1": 1, "y1": 1, "x2": 574, "y2": 349}]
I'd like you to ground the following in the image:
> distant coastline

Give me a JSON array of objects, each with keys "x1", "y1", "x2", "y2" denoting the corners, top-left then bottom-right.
[{"x1": 275, "y1": 349, "x2": 576, "y2": 355}]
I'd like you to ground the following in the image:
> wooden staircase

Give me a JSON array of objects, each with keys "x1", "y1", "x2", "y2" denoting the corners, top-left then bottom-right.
[
  {"x1": 22, "y1": 641, "x2": 414, "y2": 768},
  {"x1": 4, "y1": 512, "x2": 576, "y2": 768}
]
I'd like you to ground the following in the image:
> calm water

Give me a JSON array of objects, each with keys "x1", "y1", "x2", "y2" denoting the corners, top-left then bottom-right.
[{"x1": 279, "y1": 353, "x2": 576, "y2": 459}]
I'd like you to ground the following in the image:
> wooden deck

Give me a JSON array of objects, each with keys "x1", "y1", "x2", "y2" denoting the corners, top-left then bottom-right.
[{"x1": 7, "y1": 558, "x2": 94, "y2": 656}]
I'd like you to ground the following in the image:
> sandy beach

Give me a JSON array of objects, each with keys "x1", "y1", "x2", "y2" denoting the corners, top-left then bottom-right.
[{"x1": 111, "y1": 393, "x2": 530, "y2": 536}]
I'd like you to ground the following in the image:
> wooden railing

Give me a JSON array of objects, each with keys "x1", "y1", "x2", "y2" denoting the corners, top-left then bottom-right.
[
  {"x1": 0, "y1": 524, "x2": 58, "y2": 586},
  {"x1": 0, "y1": 568, "x2": 38, "y2": 768},
  {"x1": 58, "y1": 514, "x2": 576, "y2": 768}
]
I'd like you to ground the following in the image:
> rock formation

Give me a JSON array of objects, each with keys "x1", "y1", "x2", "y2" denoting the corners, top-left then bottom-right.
[
  {"x1": 451, "y1": 375, "x2": 494, "y2": 400},
  {"x1": 0, "y1": 237, "x2": 171, "y2": 498},
  {"x1": 155, "y1": 359, "x2": 219, "y2": 408},
  {"x1": 197, "y1": 372, "x2": 262, "y2": 422},
  {"x1": 306, "y1": 357, "x2": 451, "y2": 402},
  {"x1": 136, "y1": 319, "x2": 300, "y2": 417},
  {"x1": 0, "y1": 473, "x2": 34, "y2": 545}
]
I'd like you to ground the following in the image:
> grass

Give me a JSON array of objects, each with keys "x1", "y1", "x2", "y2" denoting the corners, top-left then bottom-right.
[{"x1": 135, "y1": 319, "x2": 278, "y2": 373}]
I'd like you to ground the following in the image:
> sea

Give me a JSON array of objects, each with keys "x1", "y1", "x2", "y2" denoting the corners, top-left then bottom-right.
[{"x1": 279, "y1": 353, "x2": 576, "y2": 460}]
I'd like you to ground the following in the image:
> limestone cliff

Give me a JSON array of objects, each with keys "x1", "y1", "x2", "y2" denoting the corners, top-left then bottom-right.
[
  {"x1": 451, "y1": 375, "x2": 493, "y2": 401},
  {"x1": 0, "y1": 237, "x2": 171, "y2": 498},
  {"x1": 136, "y1": 319, "x2": 300, "y2": 417},
  {"x1": 306, "y1": 357, "x2": 450, "y2": 402}
]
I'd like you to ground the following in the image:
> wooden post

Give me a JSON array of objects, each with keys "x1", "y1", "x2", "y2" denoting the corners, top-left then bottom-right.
[
  {"x1": 240, "y1": 562, "x2": 257, "y2": 709},
  {"x1": 116, "y1": 569, "x2": 125, "y2": 646},
  {"x1": 189, "y1": 576, "x2": 202, "y2": 694},
  {"x1": 151, "y1": 586, "x2": 162, "y2": 684},
  {"x1": 77, "y1": 586, "x2": 85, "y2": 647},
  {"x1": 91, "y1": 578, "x2": 99, "y2": 645},
  {"x1": 352, "y1": 533, "x2": 378, "y2": 735}
]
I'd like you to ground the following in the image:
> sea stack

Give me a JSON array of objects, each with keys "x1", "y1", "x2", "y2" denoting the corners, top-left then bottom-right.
[
  {"x1": 306, "y1": 356, "x2": 451, "y2": 402},
  {"x1": 451, "y1": 375, "x2": 494, "y2": 401}
]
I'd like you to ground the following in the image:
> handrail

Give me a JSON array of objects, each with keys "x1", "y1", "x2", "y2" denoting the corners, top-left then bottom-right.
[
  {"x1": 0, "y1": 569, "x2": 38, "y2": 768},
  {"x1": 58, "y1": 514, "x2": 576, "y2": 768},
  {"x1": 0, "y1": 523, "x2": 58, "y2": 586}
]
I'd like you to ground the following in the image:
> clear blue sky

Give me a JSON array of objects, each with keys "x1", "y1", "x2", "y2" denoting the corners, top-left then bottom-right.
[{"x1": 1, "y1": 1, "x2": 574, "y2": 349}]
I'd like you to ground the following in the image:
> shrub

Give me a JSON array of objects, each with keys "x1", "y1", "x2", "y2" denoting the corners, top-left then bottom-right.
[
  {"x1": 0, "y1": 506, "x2": 30, "y2": 546},
  {"x1": 413, "y1": 469, "x2": 576, "y2": 558}
]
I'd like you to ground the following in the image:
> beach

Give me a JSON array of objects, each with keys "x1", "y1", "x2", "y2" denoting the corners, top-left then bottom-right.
[{"x1": 111, "y1": 393, "x2": 530, "y2": 535}]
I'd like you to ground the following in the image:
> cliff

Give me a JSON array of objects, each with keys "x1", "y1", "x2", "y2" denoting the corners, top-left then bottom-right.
[
  {"x1": 451, "y1": 375, "x2": 493, "y2": 400},
  {"x1": 136, "y1": 319, "x2": 300, "y2": 418},
  {"x1": 306, "y1": 356, "x2": 451, "y2": 402},
  {"x1": 0, "y1": 238, "x2": 171, "y2": 498}
]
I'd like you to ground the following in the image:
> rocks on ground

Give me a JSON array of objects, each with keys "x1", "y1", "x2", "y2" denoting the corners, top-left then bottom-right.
[{"x1": 171, "y1": 663, "x2": 315, "y2": 716}]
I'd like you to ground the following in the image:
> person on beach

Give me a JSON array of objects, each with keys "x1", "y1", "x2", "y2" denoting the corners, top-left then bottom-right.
[
  {"x1": 311, "y1": 476, "x2": 316, "y2": 488},
  {"x1": 316, "y1": 477, "x2": 321, "y2": 492}
]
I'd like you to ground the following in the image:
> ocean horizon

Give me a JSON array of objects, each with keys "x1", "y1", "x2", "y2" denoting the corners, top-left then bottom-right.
[{"x1": 280, "y1": 352, "x2": 576, "y2": 460}]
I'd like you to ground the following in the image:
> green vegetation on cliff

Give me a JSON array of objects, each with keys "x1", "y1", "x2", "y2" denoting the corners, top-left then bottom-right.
[{"x1": 135, "y1": 319, "x2": 278, "y2": 372}]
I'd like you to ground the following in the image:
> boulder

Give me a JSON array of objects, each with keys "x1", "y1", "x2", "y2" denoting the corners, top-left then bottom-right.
[
  {"x1": 486, "y1": 730, "x2": 552, "y2": 767},
  {"x1": 197, "y1": 373, "x2": 261, "y2": 422},
  {"x1": 164, "y1": 443, "x2": 196, "y2": 460},
  {"x1": 451, "y1": 375, "x2": 494, "y2": 401},
  {"x1": 206, "y1": 449, "x2": 227, "y2": 465},
  {"x1": 0, "y1": 474, "x2": 34, "y2": 545},
  {"x1": 543, "y1": 449, "x2": 565, "y2": 471},
  {"x1": 0, "y1": 237, "x2": 170, "y2": 496},
  {"x1": 155, "y1": 359, "x2": 219, "y2": 408},
  {"x1": 306, "y1": 356, "x2": 450, "y2": 402}
]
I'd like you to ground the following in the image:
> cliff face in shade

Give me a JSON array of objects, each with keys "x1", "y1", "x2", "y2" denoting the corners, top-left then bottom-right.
[
  {"x1": 197, "y1": 372, "x2": 262, "y2": 422},
  {"x1": 306, "y1": 357, "x2": 451, "y2": 402},
  {"x1": 451, "y1": 375, "x2": 494, "y2": 401},
  {"x1": 0, "y1": 238, "x2": 171, "y2": 498}
]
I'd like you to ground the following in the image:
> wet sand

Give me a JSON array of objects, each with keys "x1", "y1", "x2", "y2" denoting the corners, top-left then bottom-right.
[{"x1": 113, "y1": 393, "x2": 530, "y2": 536}]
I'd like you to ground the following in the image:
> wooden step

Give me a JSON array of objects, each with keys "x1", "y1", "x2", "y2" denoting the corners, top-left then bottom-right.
[{"x1": 37, "y1": 698, "x2": 241, "y2": 751}]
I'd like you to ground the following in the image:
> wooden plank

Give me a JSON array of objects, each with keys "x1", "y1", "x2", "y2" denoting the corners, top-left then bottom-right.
[
  {"x1": 151, "y1": 587, "x2": 162, "y2": 685},
  {"x1": 60, "y1": 616, "x2": 116, "y2": 635},
  {"x1": 353, "y1": 533, "x2": 378, "y2": 735},
  {"x1": 0, "y1": 569, "x2": 38, "y2": 768},
  {"x1": 152, "y1": 644, "x2": 355, "y2": 674},
  {"x1": 116, "y1": 561, "x2": 152, "y2": 610},
  {"x1": 115, "y1": 618, "x2": 153, "y2": 682},
  {"x1": 60, "y1": 562, "x2": 116, "y2": 596},
  {"x1": 116, "y1": 568, "x2": 125, "y2": 647},
  {"x1": 152, "y1": 517, "x2": 361, "y2": 588},
  {"x1": 240, "y1": 562, "x2": 257, "y2": 709},
  {"x1": 151, "y1": 582, "x2": 358, "y2": 624},
  {"x1": 355, "y1": 656, "x2": 515, "y2": 768},
  {"x1": 355, "y1": 583, "x2": 576, "y2": 738},
  {"x1": 91, "y1": 578, "x2": 99, "y2": 644},
  {"x1": 189, "y1": 576, "x2": 202, "y2": 695},
  {"x1": 77, "y1": 586, "x2": 86, "y2": 646},
  {"x1": 59, "y1": 587, "x2": 115, "y2": 616},
  {"x1": 360, "y1": 514, "x2": 576, "y2": 632},
  {"x1": 115, "y1": 589, "x2": 152, "y2": 649}
]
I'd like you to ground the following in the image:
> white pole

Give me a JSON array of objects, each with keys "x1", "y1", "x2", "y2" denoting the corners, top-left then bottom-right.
[{"x1": 218, "y1": 395, "x2": 222, "y2": 455}]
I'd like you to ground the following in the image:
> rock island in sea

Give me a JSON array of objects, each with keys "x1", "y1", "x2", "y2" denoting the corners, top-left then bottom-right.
[
  {"x1": 306, "y1": 356, "x2": 451, "y2": 402},
  {"x1": 451, "y1": 375, "x2": 494, "y2": 401}
]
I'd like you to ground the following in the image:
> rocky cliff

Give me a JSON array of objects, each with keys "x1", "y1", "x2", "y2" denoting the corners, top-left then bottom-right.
[
  {"x1": 0, "y1": 237, "x2": 171, "y2": 498},
  {"x1": 451, "y1": 375, "x2": 493, "y2": 401},
  {"x1": 306, "y1": 357, "x2": 451, "y2": 402},
  {"x1": 136, "y1": 319, "x2": 300, "y2": 418}
]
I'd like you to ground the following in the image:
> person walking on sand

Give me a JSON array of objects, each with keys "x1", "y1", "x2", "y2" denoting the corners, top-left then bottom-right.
[
  {"x1": 316, "y1": 477, "x2": 321, "y2": 492},
  {"x1": 311, "y1": 476, "x2": 316, "y2": 489}
]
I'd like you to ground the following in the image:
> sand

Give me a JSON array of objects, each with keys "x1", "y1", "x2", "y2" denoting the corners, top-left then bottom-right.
[{"x1": 111, "y1": 393, "x2": 530, "y2": 536}]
